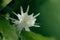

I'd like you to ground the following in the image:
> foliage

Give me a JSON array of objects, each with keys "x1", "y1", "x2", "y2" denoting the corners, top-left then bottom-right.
[{"x1": 0, "y1": 0, "x2": 59, "y2": 40}]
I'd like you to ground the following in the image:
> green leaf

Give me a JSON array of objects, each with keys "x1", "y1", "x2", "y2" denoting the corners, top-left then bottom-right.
[
  {"x1": 35, "y1": 0, "x2": 60, "y2": 39},
  {"x1": 0, "y1": 16, "x2": 18, "y2": 40},
  {"x1": 21, "y1": 31, "x2": 56, "y2": 40},
  {"x1": 0, "y1": 0, "x2": 12, "y2": 11}
]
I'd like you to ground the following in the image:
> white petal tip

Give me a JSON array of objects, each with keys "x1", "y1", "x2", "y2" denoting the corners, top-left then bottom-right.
[
  {"x1": 25, "y1": 5, "x2": 30, "y2": 13},
  {"x1": 12, "y1": 11, "x2": 17, "y2": 16},
  {"x1": 25, "y1": 27, "x2": 30, "y2": 31},
  {"x1": 20, "y1": 6, "x2": 24, "y2": 14},
  {"x1": 34, "y1": 25, "x2": 40, "y2": 27},
  {"x1": 34, "y1": 13, "x2": 40, "y2": 17}
]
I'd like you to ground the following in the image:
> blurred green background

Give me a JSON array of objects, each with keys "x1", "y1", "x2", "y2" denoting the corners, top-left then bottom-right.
[{"x1": 0, "y1": 0, "x2": 60, "y2": 40}]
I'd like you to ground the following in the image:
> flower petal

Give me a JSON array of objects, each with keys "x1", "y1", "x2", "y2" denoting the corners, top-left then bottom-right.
[
  {"x1": 16, "y1": 25, "x2": 24, "y2": 35},
  {"x1": 34, "y1": 13, "x2": 40, "y2": 17},
  {"x1": 25, "y1": 5, "x2": 29, "y2": 13},
  {"x1": 25, "y1": 27, "x2": 30, "y2": 31},
  {"x1": 20, "y1": 6, "x2": 24, "y2": 15},
  {"x1": 34, "y1": 25, "x2": 40, "y2": 27},
  {"x1": 12, "y1": 11, "x2": 17, "y2": 16},
  {"x1": 17, "y1": 14, "x2": 21, "y2": 20}
]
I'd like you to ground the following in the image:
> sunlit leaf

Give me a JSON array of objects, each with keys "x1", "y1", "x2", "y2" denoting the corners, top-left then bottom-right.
[
  {"x1": 21, "y1": 31, "x2": 56, "y2": 40},
  {"x1": 0, "y1": 0, "x2": 12, "y2": 11}
]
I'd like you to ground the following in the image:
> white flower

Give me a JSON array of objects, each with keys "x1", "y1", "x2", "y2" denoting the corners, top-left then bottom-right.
[{"x1": 10, "y1": 5, "x2": 40, "y2": 34}]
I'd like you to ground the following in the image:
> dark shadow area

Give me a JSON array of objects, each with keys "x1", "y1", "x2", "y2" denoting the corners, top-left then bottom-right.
[
  {"x1": 0, "y1": 32, "x2": 3, "y2": 40},
  {"x1": 0, "y1": 0, "x2": 3, "y2": 11}
]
